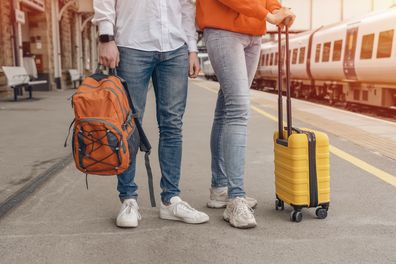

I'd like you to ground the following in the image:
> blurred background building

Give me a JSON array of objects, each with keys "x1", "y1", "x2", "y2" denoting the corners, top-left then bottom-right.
[{"x1": 0, "y1": 0, "x2": 96, "y2": 96}]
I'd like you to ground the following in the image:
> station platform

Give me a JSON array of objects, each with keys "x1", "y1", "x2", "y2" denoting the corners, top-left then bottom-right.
[{"x1": 1, "y1": 79, "x2": 396, "y2": 263}]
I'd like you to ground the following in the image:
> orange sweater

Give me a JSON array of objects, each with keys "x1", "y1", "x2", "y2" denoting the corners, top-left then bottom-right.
[{"x1": 196, "y1": 0, "x2": 282, "y2": 36}]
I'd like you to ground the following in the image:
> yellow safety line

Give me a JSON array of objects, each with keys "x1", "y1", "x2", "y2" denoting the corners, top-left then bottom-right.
[
  {"x1": 198, "y1": 82, "x2": 396, "y2": 187},
  {"x1": 251, "y1": 105, "x2": 280, "y2": 124},
  {"x1": 329, "y1": 146, "x2": 396, "y2": 187}
]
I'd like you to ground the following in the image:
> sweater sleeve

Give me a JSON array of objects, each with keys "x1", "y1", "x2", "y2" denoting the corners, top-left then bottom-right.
[
  {"x1": 266, "y1": 0, "x2": 282, "y2": 13},
  {"x1": 216, "y1": 0, "x2": 270, "y2": 20}
]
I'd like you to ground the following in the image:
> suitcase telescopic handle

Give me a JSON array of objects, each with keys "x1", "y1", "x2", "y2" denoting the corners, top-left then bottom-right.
[{"x1": 277, "y1": 24, "x2": 293, "y2": 141}]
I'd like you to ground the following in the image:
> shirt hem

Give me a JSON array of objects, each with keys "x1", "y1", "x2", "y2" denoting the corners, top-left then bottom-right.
[{"x1": 116, "y1": 43, "x2": 187, "y2": 53}]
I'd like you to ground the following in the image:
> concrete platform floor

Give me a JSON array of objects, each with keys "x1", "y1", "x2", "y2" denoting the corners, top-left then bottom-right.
[
  {"x1": 0, "y1": 90, "x2": 74, "y2": 204},
  {"x1": 1, "y1": 79, "x2": 396, "y2": 264}
]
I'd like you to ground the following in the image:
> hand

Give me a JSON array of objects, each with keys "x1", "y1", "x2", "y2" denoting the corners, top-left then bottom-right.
[
  {"x1": 188, "y1": 52, "x2": 200, "y2": 79},
  {"x1": 267, "y1": 7, "x2": 296, "y2": 28},
  {"x1": 98, "y1": 41, "x2": 120, "y2": 69}
]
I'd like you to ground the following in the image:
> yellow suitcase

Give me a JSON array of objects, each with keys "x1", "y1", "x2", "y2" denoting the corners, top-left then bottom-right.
[{"x1": 273, "y1": 26, "x2": 330, "y2": 222}]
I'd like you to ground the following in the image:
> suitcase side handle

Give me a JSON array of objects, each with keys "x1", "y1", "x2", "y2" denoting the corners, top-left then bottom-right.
[{"x1": 277, "y1": 25, "x2": 293, "y2": 141}]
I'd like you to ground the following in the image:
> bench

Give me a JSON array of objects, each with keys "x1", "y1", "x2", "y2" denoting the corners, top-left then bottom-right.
[
  {"x1": 68, "y1": 69, "x2": 83, "y2": 89},
  {"x1": 2, "y1": 66, "x2": 47, "y2": 101}
]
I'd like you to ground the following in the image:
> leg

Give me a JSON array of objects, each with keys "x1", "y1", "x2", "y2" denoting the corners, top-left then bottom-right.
[
  {"x1": 205, "y1": 29, "x2": 251, "y2": 199},
  {"x1": 151, "y1": 44, "x2": 189, "y2": 204},
  {"x1": 210, "y1": 89, "x2": 228, "y2": 188},
  {"x1": 116, "y1": 47, "x2": 156, "y2": 202}
]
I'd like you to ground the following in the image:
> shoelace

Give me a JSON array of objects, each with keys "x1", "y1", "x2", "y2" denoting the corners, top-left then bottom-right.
[
  {"x1": 232, "y1": 199, "x2": 254, "y2": 218},
  {"x1": 124, "y1": 202, "x2": 142, "y2": 220},
  {"x1": 174, "y1": 201, "x2": 198, "y2": 214}
]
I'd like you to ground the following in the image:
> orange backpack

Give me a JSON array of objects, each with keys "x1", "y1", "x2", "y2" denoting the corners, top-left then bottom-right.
[{"x1": 65, "y1": 69, "x2": 156, "y2": 207}]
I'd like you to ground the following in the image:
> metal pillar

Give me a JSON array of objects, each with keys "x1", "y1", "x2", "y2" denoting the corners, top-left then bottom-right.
[
  {"x1": 51, "y1": 0, "x2": 78, "y2": 90},
  {"x1": 81, "y1": 15, "x2": 94, "y2": 73},
  {"x1": 75, "y1": 13, "x2": 83, "y2": 76},
  {"x1": 13, "y1": 0, "x2": 23, "y2": 67},
  {"x1": 51, "y1": 0, "x2": 62, "y2": 89},
  {"x1": 90, "y1": 25, "x2": 98, "y2": 72}
]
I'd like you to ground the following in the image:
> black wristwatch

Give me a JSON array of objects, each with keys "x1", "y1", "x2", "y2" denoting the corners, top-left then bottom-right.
[{"x1": 99, "y1": 34, "x2": 115, "y2": 43}]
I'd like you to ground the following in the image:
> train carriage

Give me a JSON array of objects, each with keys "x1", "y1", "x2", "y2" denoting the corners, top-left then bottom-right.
[{"x1": 255, "y1": 7, "x2": 396, "y2": 109}]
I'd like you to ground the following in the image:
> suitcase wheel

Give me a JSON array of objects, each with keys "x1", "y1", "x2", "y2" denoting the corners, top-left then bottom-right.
[
  {"x1": 315, "y1": 207, "x2": 328, "y2": 220},
  {"x1": 275, "y1": 199, "x2": 285, "y2": 211},
  {"x1": 290, "y1": 211, "x2": 303, "y2": 223}
]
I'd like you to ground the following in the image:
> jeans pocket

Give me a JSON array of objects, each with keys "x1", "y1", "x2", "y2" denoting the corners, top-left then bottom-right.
[{"x1": 204, "y1": 28, "x2": 224, "y2": 44}]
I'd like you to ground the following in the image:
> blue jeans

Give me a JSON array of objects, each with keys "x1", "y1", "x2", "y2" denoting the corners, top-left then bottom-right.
[
  {"x1": 204, "y1": 29, "x2": 261, "y2": 199},
  {"x1": 116, "y1": 44, "x2": 189, "y2": 204}
]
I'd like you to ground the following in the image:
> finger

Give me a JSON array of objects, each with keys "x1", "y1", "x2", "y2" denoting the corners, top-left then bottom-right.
[
  {"x1": 195, "y1": 64, "x2": 201, "y2": 78},
  {"x1": 109, "y1": 58, "x2": 116, "y2": 69},
  {"x1": 196, "y1": 64, "x2": 201, "y2": 76},
  {"x1": 291, "y1": 16, "x2": 296, "y2": 26},
  {"x1": 191, "y1": 65, "x2": 198, "y2": 78},
  {"x1": 116, "y1": 53, "x2": 120, "y2": 67},
  {"x1": 102, "y1": 57, "x2": 109, "y2": 68},
  {"x1": 189, "y1": 62, "x2": 194, "y2": 77}
]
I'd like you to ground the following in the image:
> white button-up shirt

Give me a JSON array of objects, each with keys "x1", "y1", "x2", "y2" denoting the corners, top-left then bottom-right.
[{"x1": 92, "y1": 0, "x2": 198, "y2": 53}]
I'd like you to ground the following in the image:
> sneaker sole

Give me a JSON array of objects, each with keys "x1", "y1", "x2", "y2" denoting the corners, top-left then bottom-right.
[
  {"x1": 160, "y1": 212, "x2": 209, "y2": 224},
  {"x1": 224, "y1": 218, "x2": 256, "y2": 229},
  {"x1": 207, "y1": 200, "x2": 227, "y2": 209},
  {"x1": 223, "y1": 216, "x2": 256, "y2": 229},
  {"x1": 208, "y1": 200, "x2": 257, "y2": 209},
  {"x1": 116, "y1": 220, "x2": 138, "y2": 228}
]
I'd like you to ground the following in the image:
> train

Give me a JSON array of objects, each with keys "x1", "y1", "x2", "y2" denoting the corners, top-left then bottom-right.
[{"x1": 255, "y1": 7, "x2": 396, "y2": 109}]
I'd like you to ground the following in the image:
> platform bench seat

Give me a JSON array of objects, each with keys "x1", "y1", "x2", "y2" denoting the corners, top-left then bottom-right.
[{"x1": 2, "y1": 66, "x2": 47, "y2": 101}]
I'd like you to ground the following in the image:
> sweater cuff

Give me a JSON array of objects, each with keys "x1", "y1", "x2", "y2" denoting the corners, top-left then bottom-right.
[{"x1": 98, "y1": 21, "x2": 114, "y2": 35}]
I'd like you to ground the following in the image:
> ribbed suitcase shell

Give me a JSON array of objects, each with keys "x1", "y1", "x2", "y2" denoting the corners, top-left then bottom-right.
[{"x1": 274, "y1": 129, "x2": 330, "y2": 208}]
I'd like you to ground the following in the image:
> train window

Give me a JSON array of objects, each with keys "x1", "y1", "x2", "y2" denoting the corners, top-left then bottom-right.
[
  {"x1": 292, "y1": 49, "x2": 298, "y2": 64},
  {"x1": 270, "y1": 53, "x2": 274, "y2": 66},
  {"x1": 353, "y1": 90, "x2": 360, "y2": 100},
  {"x1": 377, "y1": 29, "x2": 394, "y2": 59},
  {"x1": 360, "y1": 34, "x2": 375, "y2": 60},
  {"x1": 322, "y1": 42, "x2": 331, "y2": 62},
  {"x1": 299, "y1": 47, "x2": 306, "y2": 64},
  {"x1": 362, "y1": 91, "x2": 369, "y2": 101},
  {"x1": 315, "y1": 44, "x2": 321, "y2": 63},
  {"x1": 275, "y1": 52, "x2": 278, "y2": 66},
  {"x1": 261, "y1": 54, "x2": 266, "y2": 66},
  {"x1": 332, "y1": 40, "x2": 343, "y2": 61}
]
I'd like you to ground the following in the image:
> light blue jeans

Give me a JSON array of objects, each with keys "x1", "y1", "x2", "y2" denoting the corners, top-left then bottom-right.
[
  {"x1": 116, "y1": 44, "x2": 189, "y2": 204},
  {"x1": 204, "y1": 29, "x2": 262, "y2": 199}
]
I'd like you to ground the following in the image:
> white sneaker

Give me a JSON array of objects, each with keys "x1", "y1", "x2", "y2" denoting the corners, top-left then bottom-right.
[
  {"x1": 116, "y1": 199, "x2": 141, "y2": 228},
  {"x1": 207, "y1": 187, "x2": 258, "y2": 209},
  {"x1": 223, "y1": 197, "x2": 257, "y2": 229},
  {"x1": 160, "y1": 196, "x2": 210, "y2": 224}
]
